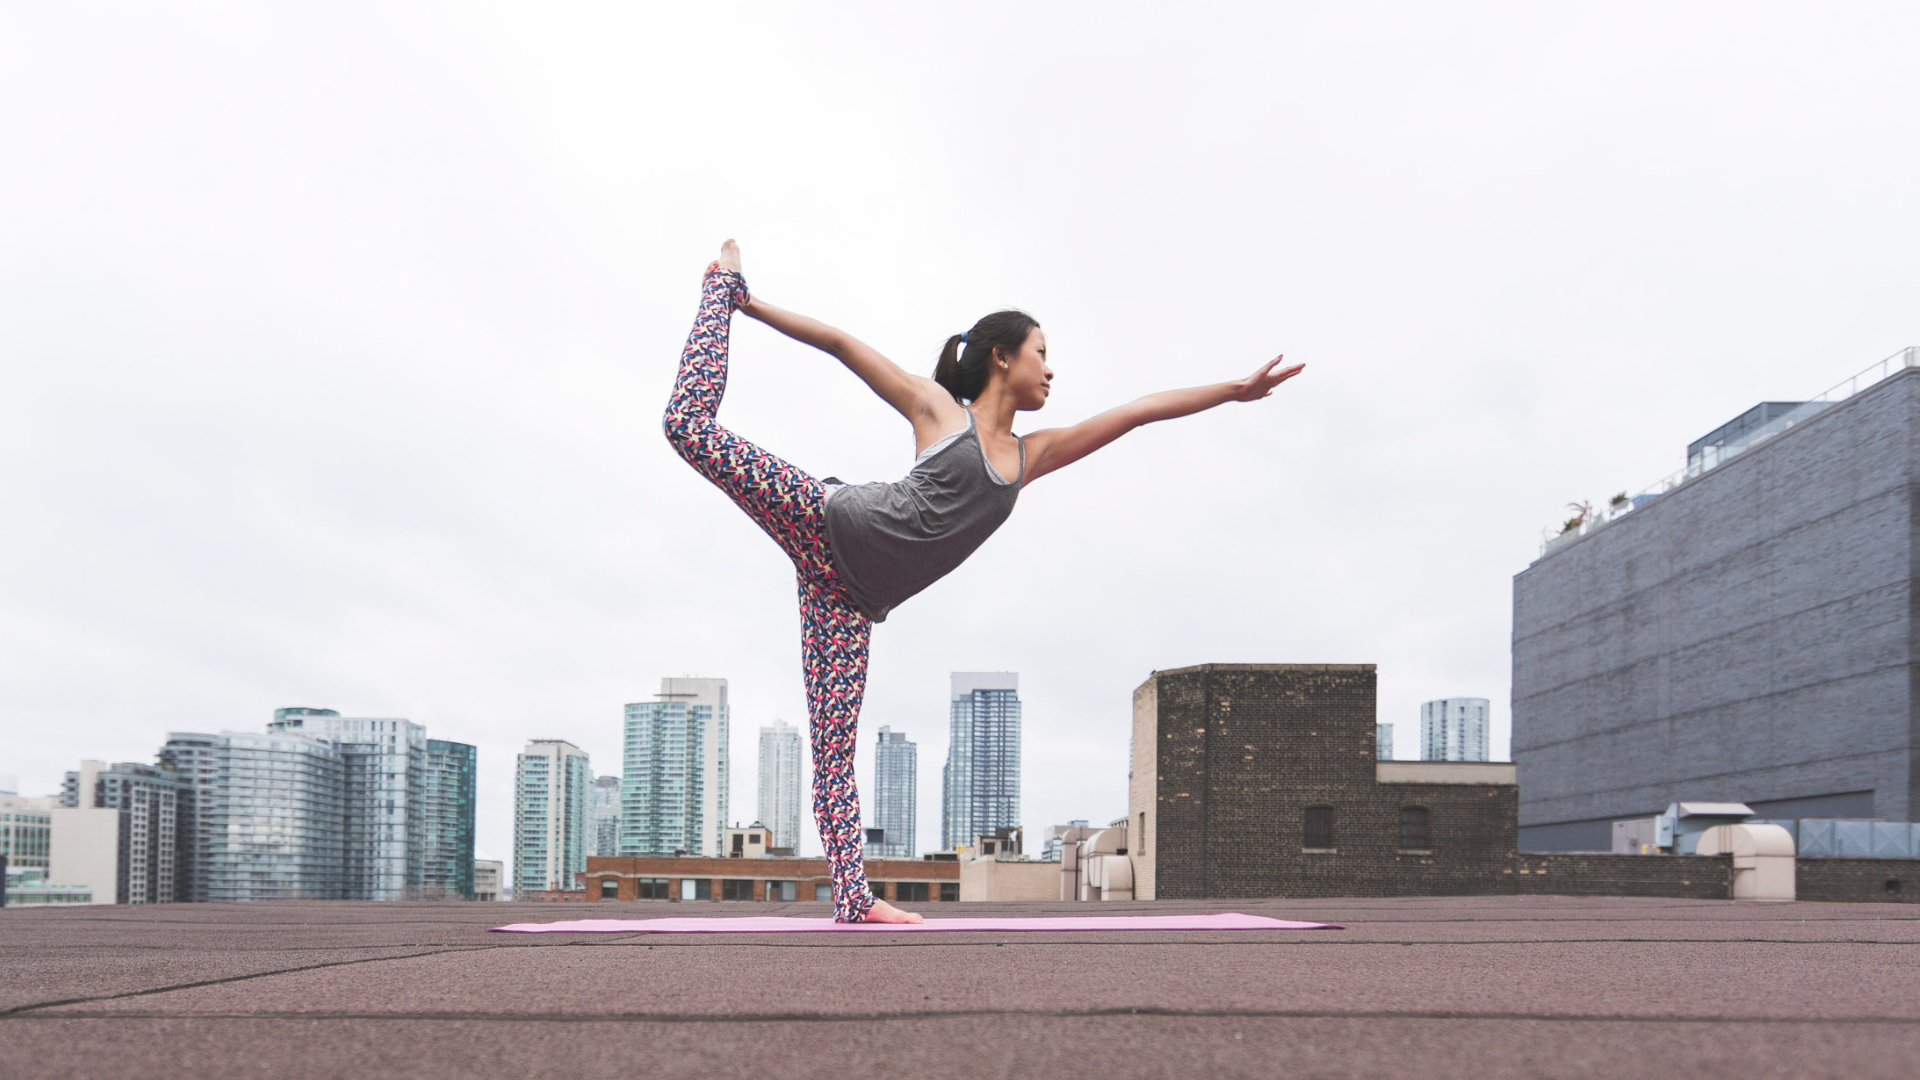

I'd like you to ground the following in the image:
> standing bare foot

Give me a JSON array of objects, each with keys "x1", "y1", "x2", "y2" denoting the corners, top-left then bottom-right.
[{"x1": 864, "y1": 899, "x2": 925, "y2": 924}]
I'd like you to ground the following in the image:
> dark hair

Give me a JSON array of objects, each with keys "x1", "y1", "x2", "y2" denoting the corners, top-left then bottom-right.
[{"x1": 932, "y1": 310, "x2": 1040, "y2": 403}]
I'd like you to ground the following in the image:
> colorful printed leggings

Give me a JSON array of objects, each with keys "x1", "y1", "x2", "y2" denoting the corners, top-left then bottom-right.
[{"x1": 662, "y1": 267, "x2": 877, "y2": 922}]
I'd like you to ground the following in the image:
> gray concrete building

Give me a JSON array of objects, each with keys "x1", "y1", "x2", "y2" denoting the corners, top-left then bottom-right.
[
  {"x1": 63, "y1": 760, "x2": 194, "y2": 904},
  {"x1": 1514, "y1": 349, "x2": 1920, "y2": 851}
]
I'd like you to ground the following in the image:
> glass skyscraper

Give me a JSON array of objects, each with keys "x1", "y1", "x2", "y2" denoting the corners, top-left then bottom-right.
[
  {"x1": 268, "y1": 708, "x2": 426, "y2": 901},
  {"x1": 756, "y1": 720, "x2": 802, "y2": 854},
  {"x1": 871, "y1": 726, "x2": 916, "y2": 857},
  {"x1": 621, "y1": 678, "x2": 729, "y2": 857},
  {"x1": 1420, "y1": 698, "x2": 1491, "y2": 762},
  {"x1": 513, "y1": 739, "x2": 591, "y2": 894},
  {"x1": 422, "y1": 739, "x2": 477, "y2": 899},
  {"x1": 590, "y1": 775, "x2": 622, "y2": 858},
  {"x1": 159, "y1": 709, "x2": 469, "y2": 903},
  {"x1": 190, "y1": 729, "x2": 348, "y2": 903},
  {"x1": 157, "y1": 733, "x2": 222, "y2": 902},
  {"x1": 942, "y1": 672, "x2": 1021, "y2": 852}
]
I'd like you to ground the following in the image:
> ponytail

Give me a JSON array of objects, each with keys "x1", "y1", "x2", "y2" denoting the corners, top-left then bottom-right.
[
  {"x1": 931, "y1": 311, "x2": 1040, "y2": 403},
  {"x1": 932, "y1": 334, "x2": 968, "y2": 401}
]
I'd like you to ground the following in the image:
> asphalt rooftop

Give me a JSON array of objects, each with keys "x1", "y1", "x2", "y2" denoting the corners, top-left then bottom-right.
[{"x1": 3, "y1": 895, "x2": 1918, "y2": 1078}]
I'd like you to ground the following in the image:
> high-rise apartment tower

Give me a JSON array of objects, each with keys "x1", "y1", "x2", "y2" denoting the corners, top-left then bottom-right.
[
  {"x1": 268, "y1": 708, "x2": 427, "y2": 901},
  {"x1": 513, "y1": 739, "x2": 592, "y2": 895},
  {"x1": 422, "y1": 739, "x2": 477, "y2": 899},
  {"x1": 1420, "y1": 700, "x2": 1490, "y2": 763},
  {"x1": 621, "y1": 678, "x2": 729, "y2": 857},
  {"x1": 757, "y1": 720, "x2": 803, "y2": 853},
  {"x1": 591, "y1": 775, "x2": 622, "y2": 858},
  {"x1": 871, "y1": 726, "x2": 916, "y2": 857},
  {"x1": 942, "y1": 672, "x2": 1021, "y2": 851}
]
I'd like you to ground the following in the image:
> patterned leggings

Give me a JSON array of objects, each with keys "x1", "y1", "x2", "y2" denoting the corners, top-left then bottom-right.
[{"x1": 662, "y1": 267, "x2": 877, "y2": 922}]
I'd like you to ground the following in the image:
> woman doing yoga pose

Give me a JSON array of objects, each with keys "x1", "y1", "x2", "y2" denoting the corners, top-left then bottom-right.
[{"x1": 664, "y1": 241, "x2": 1303, "y2": 923}]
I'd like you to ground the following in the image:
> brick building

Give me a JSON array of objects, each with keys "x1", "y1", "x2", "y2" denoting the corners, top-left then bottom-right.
[
  {"x1": 582, "y1": 854, "x2": 959, "y2": 904},
  {"x1": 1125, "y1": 662, "x2": 1920, "y2": 903},
  {"x1": 1130, "y1": 663, "x2": 1520, "y2": 899}
]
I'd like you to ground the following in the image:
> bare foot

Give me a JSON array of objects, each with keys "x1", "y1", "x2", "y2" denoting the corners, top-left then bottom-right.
[
  {"x1": 864, "y1": 899, "x2": 924, "y2": 924},
  {"x1": 716, "y1": 239, "x2": 742, "y2": 274}
]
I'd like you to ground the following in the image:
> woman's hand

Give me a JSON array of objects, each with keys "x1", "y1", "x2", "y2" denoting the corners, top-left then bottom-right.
[{"x1": 1231, "y1": 355, "x2": 1305, "y2": 402}]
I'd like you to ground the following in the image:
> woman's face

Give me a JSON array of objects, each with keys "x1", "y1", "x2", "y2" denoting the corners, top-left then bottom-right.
[{"x1": 995, "y1": 327, "x2": 1053, "y2": 410}]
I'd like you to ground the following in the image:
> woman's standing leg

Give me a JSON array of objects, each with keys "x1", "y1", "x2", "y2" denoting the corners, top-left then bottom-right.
[{"x1": 798, "y1": 574, "x2": 877, "y2": 922}]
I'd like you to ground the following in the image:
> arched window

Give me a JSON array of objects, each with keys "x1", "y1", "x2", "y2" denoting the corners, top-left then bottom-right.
[
  {"x1": 1399, "y1": 806, "x2": 1430, "y2": 850},
  {"x1": 1303, "y1": 805, "x2": 1334, "y2": 849}
]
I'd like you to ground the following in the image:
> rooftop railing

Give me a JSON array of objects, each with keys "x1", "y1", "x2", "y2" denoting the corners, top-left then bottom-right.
[{"x1": 1538, "y1": 346, "x2": 1920, "y2": 560}]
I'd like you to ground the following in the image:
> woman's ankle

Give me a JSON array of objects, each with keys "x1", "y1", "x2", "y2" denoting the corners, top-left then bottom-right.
[{"x1": 705, "y1": 265, "x2": 750, "y2": 309}]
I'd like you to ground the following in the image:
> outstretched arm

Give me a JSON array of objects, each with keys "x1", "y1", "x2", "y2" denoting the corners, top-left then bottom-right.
[
  {"x1": 1022, "y1": 356, "x2": 1303, "y2": 483},
  {"x1": 741, "y1": 295, "x2": 951, "y2": 427}
]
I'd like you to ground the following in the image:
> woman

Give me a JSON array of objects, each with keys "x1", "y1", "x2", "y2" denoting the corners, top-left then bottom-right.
[{"x1": 664, "y1": 241, "x2": 1303, "y2": 923}]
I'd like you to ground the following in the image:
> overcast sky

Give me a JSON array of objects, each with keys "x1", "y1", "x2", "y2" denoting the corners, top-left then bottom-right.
[{"x1": 4, "y1": 3, "x2": 1917, "y2": 864}]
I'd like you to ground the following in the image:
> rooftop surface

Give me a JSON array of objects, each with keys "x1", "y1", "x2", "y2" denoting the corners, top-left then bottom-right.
[{"x1": 4, "y1": 896, "x2": 1917, "y2": 1078}]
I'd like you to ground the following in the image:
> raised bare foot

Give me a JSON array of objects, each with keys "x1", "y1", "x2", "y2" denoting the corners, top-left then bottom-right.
[
  {"x1": 863, "y1": 899, "x2": 924, "y2": 924},
  {"x1": 716, "y1": 239, "x2": 742, "y2": 275}
]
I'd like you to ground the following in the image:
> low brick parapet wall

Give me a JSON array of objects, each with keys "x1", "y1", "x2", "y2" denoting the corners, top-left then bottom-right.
[
  {"x1": 1505, "y1": 853, "x2": 1733, "y2": 899},
  {"x1": 1796, "y1": 859, "x2": 1920, "y2": 903}
]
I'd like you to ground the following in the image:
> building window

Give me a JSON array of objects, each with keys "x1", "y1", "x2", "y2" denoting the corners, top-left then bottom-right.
[
  {"x1": 1138, "y1": 812, "x2": 1146, "y2": 854},
  {"x1": 896, "y1": 882, "x2": 929, "y2": 902},
  {"x1": 765, "y1": 880, "x2": 796, "y2": 902},
  {"x1": 721, "y1": 879, "x2": 754, "y2": 901},
  {"x1": 813, "y1": 882, "x2": 832, "y2": 902},
  {"x1": 680, "y1": 878, "x2": 713, "y2": 901},
  {"x1": 1303, "y1": 805, "x2": 1334, "y2": 849},
  {"x1": 1399, "y1": 807, "x2": 1430, "y2": 850},
  {"x1": 598, "y1": 878, "x2": 619, "y2": 899},
  {"x1": 939, "y1": 882, "x2": 959, "y2": 902},
  {"x1": 635, "y1": 878, "x2": 669, "y2": 900},
  {"x1": 870, "y1": 881, "x2": 889, "y2": 901}
]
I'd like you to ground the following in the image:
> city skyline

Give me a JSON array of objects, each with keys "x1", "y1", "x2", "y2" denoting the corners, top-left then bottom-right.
[
  {"x1": 2, "y1": 671, "x2": 1507, "y2": 871},
  {"x1": 8, "y1": 1, "x2": 1920, "y2": 897}
]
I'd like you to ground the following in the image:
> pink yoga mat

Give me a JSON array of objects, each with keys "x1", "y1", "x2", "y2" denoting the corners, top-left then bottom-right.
[{"x1": 491, "y1": 912, "x2": 1342, "y2": 933}]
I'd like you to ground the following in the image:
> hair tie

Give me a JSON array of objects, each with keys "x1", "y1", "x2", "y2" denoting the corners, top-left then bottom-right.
[{"x1": 958, "y1": 332, "x2": 969, "y2": 344}]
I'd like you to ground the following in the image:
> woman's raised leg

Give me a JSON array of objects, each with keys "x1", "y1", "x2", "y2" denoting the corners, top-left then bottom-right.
[{"x1": 662, "y1": 255, "x2": 837, "y2": 582}]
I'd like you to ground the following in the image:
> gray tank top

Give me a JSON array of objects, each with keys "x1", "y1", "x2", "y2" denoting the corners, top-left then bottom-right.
[{"x1": 822, "y1": 411, "x2": 1024, "y2": 622}]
